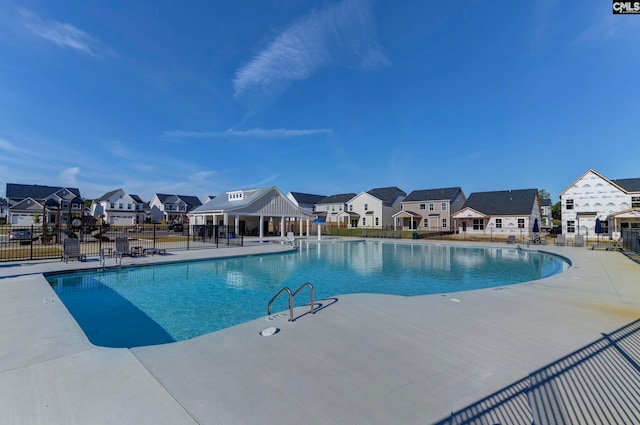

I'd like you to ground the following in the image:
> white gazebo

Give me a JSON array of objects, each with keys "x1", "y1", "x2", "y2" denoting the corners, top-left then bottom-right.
[{"x1": 188, "y1": 186, "x2": 313, "y2": 240}]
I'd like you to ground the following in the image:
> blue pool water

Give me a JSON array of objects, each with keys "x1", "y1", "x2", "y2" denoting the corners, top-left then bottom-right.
[{"x1": 47, "y1": 241, "x2": 567, "y2": 348}]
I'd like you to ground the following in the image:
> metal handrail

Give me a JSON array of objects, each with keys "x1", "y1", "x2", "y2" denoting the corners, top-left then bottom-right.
[
  {"x1": 292, "y1": 282, "x2": 315, "y2": 316},
  {"x1": 267, "y1": 282, "x2": 315, "y2": 322},
  {"x1": 268, "y1": 287, "x2": 294, "y2": 321}
]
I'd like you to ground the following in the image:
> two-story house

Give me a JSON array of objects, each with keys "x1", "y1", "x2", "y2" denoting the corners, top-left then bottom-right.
[
  {"x1": 340, "y1": 187, "x2": 406, "y2": 229},
  {"x1": 393, "y1": 187, "x2": 466, "y2": 232},
  {"x1": 314, "y1": 193, "x2": 357, "y2": 226},
  {"x1": 5, "y1": 183, "x2": 83, "y2": 226},
  {"x1": 560, "y1": 169, "x2": 640, "y2": 241},
  {"x1": 91, "y1": 189, "x2": 146, "y2": 226},
  {"x1": 286, "y1": 192, "x2": 327, "y2": 215},
  {"x1": 149, "y1": 194, "x2": 202, "y2": 224},
  {"x1": 451, "y1": 189, "x2": 541, "y2": 239}
]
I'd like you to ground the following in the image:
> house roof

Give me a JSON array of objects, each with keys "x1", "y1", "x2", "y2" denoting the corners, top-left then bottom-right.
[
  {"x1": 404, "y1": 187, "x2": 462, "y2": 202},
  {"x1": 541, "y1": 198, "x2": 552, "y2": 207},
  {"x1": 130, "y1": 194, "x2": 145, "y2": 203},
  {"x1": 6, "y1": 183, "x2": 81, "y2": 200},
  {"x1": 156, "y1": 194, "x2": 202, "y2": 208},
  {"x1": 460, "y1": 189, "x2": 538, "y2": 216},
  {"x1": 96, "y1": 189, "x2": 123, "y2": 202},
  {"x1": 288, "y1": 192, "x2": 327, "y2": 205},
  {"x1": 367, "y1": 187, "x2": 406, "y2": 206},
  {"x1": 612, "y1": 178, "x2": 640, "y2": 193},
  {"x1": 316, "y1": 193, "x2": 358, "y2": 204}
]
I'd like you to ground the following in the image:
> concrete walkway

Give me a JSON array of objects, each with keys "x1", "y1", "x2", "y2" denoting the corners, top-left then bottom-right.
[{"x1": 1, "y1": 240, "x2": 639, "y2": 424}]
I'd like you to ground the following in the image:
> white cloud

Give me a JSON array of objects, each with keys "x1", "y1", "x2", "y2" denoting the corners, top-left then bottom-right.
[
  {"x1": 17, "y1": 8, "x2": 100, "y2": 55},
  {"x1": 164, "y1": 128, "x2": 333, "y2": 139},
  {"x1": 233, "y1": 0, "x2": 388, "y2": 98},
  {"x1": 0, "y1": 138, "x2": 23, "y2": 154},
  {"x1": 57, "y1": 167, "x2": 81, "y2": 186}
]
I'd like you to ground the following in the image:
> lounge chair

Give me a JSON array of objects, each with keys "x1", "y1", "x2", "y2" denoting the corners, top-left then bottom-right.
[
  {"x1": 606, "y1": 237, "x2": 623, "y2": 251},
  {"x1": 395, "y1": 230, "x2": 401, "y2": 239},
  {"x1": 555, "y1": 234, "x2": 566, "y2": 246},
  {"x1": 506, "y1": 235, "x2": 516, "y2": 244},
  {"x1": 371, "y1": 230, "x2": 379, "y2": 238},
  {"x1": 285, "y1": 232, "x2": 296, "y2": 247},
  {"x1": 62, "y1": 238, "x2": 86, "y2": 263},
  {"x1": 574, "y1": 234, "x2": 585, "y2": 247},
  {"x1": 361, "y1": 229, "x2": 368, "y2": 238},
  {"x1": 115, "y1": 236, "x2": 141, "y2": 257}
]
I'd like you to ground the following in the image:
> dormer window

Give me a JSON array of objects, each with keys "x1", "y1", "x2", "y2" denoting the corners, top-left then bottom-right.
[{"x1": 227, "y1": 191, "x2": 244, "y2": 202}]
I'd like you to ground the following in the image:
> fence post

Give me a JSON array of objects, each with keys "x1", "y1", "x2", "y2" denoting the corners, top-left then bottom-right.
[
  {"x1": 153, "y1": 225, "x2": 157, "y2": 249},
  {"x1": 30, "y1": 224, "x2": 34, "y2": 260}
]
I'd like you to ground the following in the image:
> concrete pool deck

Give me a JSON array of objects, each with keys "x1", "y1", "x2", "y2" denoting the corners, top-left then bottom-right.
[{"x1": 1, "y1": 239, "x2": 639, "y2": 424}]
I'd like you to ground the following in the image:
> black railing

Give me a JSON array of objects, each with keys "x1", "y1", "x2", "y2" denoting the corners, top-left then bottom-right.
[
  {"x1": 0, "y1": 224, "x2": 243, "y2": 262},
  {"x1": 622, "y1": 229, "x2": 640, "y2": 254}
]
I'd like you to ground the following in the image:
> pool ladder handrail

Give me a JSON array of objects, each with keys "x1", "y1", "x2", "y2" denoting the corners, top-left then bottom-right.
[{"x1": 267, "y1": 282, "x2": 315, "y2": 322}]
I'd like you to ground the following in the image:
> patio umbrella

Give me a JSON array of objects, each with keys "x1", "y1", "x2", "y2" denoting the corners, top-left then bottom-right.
[
  {"x1": 595, "y1": 217, "x2": 603, "y2": 242},
  {"x1": 532, "y1": 218, "x2": 539, "y2": 234}
]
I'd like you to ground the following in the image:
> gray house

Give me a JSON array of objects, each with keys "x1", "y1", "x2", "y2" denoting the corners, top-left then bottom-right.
[
  {"x1": 451, "y1": 189, "x2": 541, "y2": 239},
  {"x1": 5, "y1": 183, "x2": 83, "y2": 226}
]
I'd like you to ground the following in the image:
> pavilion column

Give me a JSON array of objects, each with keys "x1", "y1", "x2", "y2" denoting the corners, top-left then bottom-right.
[
  {"x1": 299, "y1": 217, "x2": 303, "y2": 236},
  {"x1": 280, "y1": 215, "x2": 285, "y2": 237},
  {"x1": 223, "y1": 213, "x2": 228, "y2": 227},
  {"x1": 235, "y1": 215, "x2": 240, "y2": 235},
  {"x1": 259, "y1": 215, "x2": 264, "y2": 240},
  {"x1": 306, "y1": 218, "x2": 310, "y2": 237}
]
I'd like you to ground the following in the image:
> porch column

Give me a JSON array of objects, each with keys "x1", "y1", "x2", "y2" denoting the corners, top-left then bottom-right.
[
  {"x1": 299, "y1": 217, "x2": 303, "y2": 236},
  {"x1": 306, "y1": 218, "x2": 311, "y2": 237},
  {"x1": 280, "y1": 215, "x2": 285, "y2": 237},
  {"x1": 259, "y1": 215, "x2": 264, "y2": 240},
  {"x1": 235, "y1": 215, "x2": 240, "y2": 235},
  {"x1": 223, "y1": 213, "x2": 228, "y2": 226}
]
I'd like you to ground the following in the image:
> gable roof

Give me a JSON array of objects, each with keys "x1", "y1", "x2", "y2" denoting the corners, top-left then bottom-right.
[
  {"x1": 191, "y1": 186, "x2": 311, "y2": 217},
  {"x1": 155, "y1": 193, "x2": 202, "y2": 208},
  {"x1": 288, "y1": 192, "x2": 327, "y2": 205},
  {"x1": 96, "y1": 189, "x2": 124, "y2": 202},
  {"x1": 612, "y1": 178, "x2": 640, "y2": 193},
  {"x1": 541, "y1": 198, "x2": 552, "y2": 207},
  {"x1": 367, "y1": 187, "x2": 406, "y2": 206},
  {"x1": 317, "y1": 193, "x2": 358, "y2": 204},
  {"x1": 460, "y1": 189, "x2": 538, "y2": 216},
  {"x1": 404, "y1": 187, "x2": 462, "y2": 202},
  {"x1": 6, "y1": 183, "x2": 80, "y2": 200}
]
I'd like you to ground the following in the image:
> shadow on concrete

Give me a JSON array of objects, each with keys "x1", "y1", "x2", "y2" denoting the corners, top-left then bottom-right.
[{"x1": 434, "y1": 318, "x2": 640, "y2": 424}]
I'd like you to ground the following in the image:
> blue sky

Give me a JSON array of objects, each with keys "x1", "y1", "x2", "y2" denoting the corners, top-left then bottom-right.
[{"x1": 0, "y1": 0, "x2": 638, "y2": 202}]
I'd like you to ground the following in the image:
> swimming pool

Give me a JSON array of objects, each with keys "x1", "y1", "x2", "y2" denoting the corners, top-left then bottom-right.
[{"x1": 47, "y1": 241, "x2": 568, "y2": 348}]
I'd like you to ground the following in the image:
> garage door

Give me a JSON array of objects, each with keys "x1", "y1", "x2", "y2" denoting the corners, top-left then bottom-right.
[
  {"x1": 11, "y1": 214, "x2": 34, "y2": 225},
  {"x1": 110, "y1": 215, "x2": 134, "y2": 225}
]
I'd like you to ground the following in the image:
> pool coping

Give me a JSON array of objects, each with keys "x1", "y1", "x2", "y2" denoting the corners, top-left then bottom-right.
[{"x1": 1, "y1": 238, "x2": 640, "y2": 424}]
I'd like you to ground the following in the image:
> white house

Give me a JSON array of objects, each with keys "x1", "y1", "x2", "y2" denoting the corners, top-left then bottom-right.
[
  {"x1": 451, "y1": 189, "x2": 541, "y2": 239},
  {"x1": 339, "y1": 187, "x2": 406, "y2": 229},
  {"x1": 286, "y1": 192, "x2": 326, "y2": 215},
  {"x1": 559, "y1": 169, "x2": 640, "y2": 241},
  {"x1": 149, "y1": 194, "x2": 202, "y2": 224},
  {"x1": 91, "y1": 189, "x2": 146, "y2": 226},
  {"x1": 314, "y1": 193, "x2": 357, "y2": 225}
]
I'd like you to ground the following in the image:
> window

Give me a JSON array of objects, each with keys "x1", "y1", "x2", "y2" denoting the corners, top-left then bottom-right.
[
  {"x1": 331, "y1": 206, "x2": 335, "y2": 212},
  {"x1": 110, "y1": 203, "x2": 115, "y2": 209},
  {"x1": 442, "y1": 218, "x2": 447, "y2": 228},
  {"x1": 423, "y1": 219, "x2": 428, "y2": 227},
  {"x1": 517, "y1": 219, "x2": 524, "y2": 229},
  {"x1": 429, "y1": 203, "x2": 434, "y2": 211},
  {"x1": 127, "y1": 204, "x2": 132, "y2": 210},
  {"x1": 567, "y1": 220, "x2": 575, "y2": 233},
  {"x1": 375, "y1": 217, "x2": 379, "y2": 226},
  {"x1": 495, "y1": 219, "x2": 502, "y2": 229},
  {"x1": 349, "y1": 204, "x2": 353, "y2": 212},
  {"x1": 62, "y1": 201, "x2": 69, "y2": 208},
  {"x1": 441, "y1": 202, "x2": 447, "y2": 211},
  {"x1": 362, "y1": 217, "x2": 366, "y2": 226},
  {"x1": 632, "y1": 196, "x2": 640, "y2": 208},
  {"x1": 566, "y1": 199, "x2": 574, "y2": 210},
  {"x1": 419, "y1": 203, "x2": 426, "y2": 210},
  {"x1": 472, "y1": 219, "x2": 484, "y2": 230},
  {"x1": 119, "y1": 203, "x2": 124, "y2": 209},
  {"x1": 364, "y1": 203, "x2": 368, "y2": 211}
]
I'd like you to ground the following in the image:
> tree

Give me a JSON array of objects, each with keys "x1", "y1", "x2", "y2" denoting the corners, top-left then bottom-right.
[
  {"x1": 538, "y1": 189, "x2": 551, "y2": 200},
  {"x1": 552, "y1": 201, "x2": 561, "y2": 221}
]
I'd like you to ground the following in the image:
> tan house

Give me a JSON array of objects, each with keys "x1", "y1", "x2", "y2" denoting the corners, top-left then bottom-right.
[{"x1": 393, "y1": 187, "x2": 466, "y2": 231}]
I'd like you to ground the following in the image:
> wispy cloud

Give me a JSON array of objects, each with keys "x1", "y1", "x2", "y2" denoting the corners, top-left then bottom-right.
[
  {"x1": 233, "y1": 0, "x2": 388, "y2": 98},
  {"x1": 57, "y1": 167, "x2": 81, "y2": 186},
  {"x1": 571, "y1": 13, "x2": 640, "y2": 45},
  {"x1": 0, "y1": 138, "x2": 24, "y2": 154},
  {"x1": 164, "y1": 128, "x2": 333, "y2": 139},
  {"x1": 16, "y1": 8, "x2": 100, "y2": 55}
]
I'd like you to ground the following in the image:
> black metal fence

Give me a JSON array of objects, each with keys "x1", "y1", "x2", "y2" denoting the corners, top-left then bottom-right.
[
  {"x1": 622, "y1": 228, "x2": 640, "y2": 254},
  {"x1": 0, "y1": 224, "x2": 243, "y2": 262}
]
